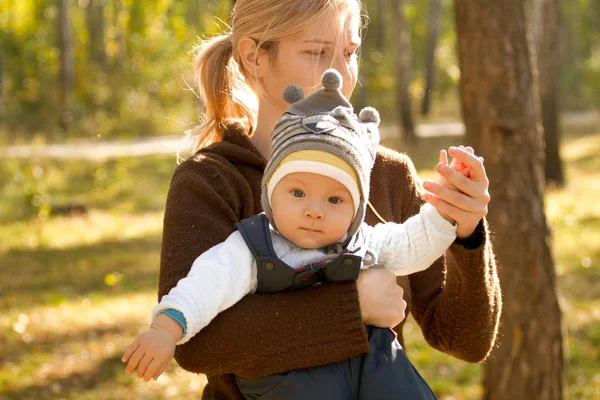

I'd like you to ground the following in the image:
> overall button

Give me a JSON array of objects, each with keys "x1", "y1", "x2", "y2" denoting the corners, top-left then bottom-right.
[
  {"x1": 343, "y1": 258, "x2": 354, "y2": 266},
  {"x1": 264, "y1": 262, "x2": 275, "y2": 271}
]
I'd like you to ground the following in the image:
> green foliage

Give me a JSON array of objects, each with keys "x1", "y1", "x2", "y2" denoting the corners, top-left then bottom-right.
[{"x1": 0, "y1": 0, "x2": 598, "y2": 141}]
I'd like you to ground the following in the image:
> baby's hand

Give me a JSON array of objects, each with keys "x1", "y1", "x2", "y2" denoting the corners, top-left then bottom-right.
[
  {"x1": 424, "y1": 146, "x2": 481, "y2": 224},
  {"x1": 122, "y1": 314, "x2": 182, "y2": 382}
]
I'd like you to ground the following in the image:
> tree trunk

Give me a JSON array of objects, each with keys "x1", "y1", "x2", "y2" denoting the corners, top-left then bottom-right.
[
  {"x1": 86, "y1": 0, "x2": 107, "y2": 65},
  {"x1": 113, "y1": 0, "x2": 126, "y2": 65},
  {"x1": 0, "y1": 40, "x2": 4, "y2": 98},
  {"x1": 186, "y1": 0, "x2": 201, "y2": 30},
  {"x1": 533, "y1": 0, "x2": 565, "y2": 186},
  {"x1": 421, "y1": 0, "x2": 441, "y2": 116},
  {"x1": 391, "y1": 0, "x2": 417, "y2": 143},
  {"x1": 376, "y1": 0, "x2": 386, "y2": 51},
  {"x1": 58, "y1": 0, "x2": 75, "y2": 126},
  {"x1": 454, "y1": 1, "x2": 566, "y2": 399}
]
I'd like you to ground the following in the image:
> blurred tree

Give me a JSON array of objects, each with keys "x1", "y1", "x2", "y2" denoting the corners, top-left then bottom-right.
[
  {"x1": 533, "y1": 0, "x2": 564, "y2": 186},
  {"x1": 421, "y1": 0, "x2": 441, "y2": 116},
  {"x1": 186, "y1": 0, "x2": 201, "y2": 31},
  {"x1": 454, "y1": 0, "x2": 566, "y2": 398},
  {"x1": 86, "y1": 0, "x2": 107, "y2": 65},
  {"x1": 0, "y1": 35, "x2": 4, "y2": 98},
  {"x1": 58, "y1": 0, "x2": 75, "y2": 128},
  {"x1": 112, "y1": 0, "x2": 126, "y2": 65},
  {"x1": 392, "y1": 0, "x2": 417, "y2": 142}
]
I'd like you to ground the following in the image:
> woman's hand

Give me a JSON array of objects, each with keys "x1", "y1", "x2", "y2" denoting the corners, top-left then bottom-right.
[
  {"x1": 356, "y1": 268, "x2": 407, "y2": 327},
  {"x1": 423, "y1": 146, "x2": 490, "y2": 239}
]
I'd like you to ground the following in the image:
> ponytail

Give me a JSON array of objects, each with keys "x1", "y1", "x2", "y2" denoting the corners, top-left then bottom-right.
[{"x1": 190, "y1": 34, "x2": 257, "y2": 152}]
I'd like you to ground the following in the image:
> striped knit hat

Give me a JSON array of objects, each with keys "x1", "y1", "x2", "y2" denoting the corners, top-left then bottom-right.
[{"x1": 262, "y1": 69, "x2": 381, "y2": 242}]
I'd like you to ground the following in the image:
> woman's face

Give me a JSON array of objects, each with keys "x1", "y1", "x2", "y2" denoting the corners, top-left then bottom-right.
[{"x1": 258, "y1": 9, "x2": 360, "y2": 115}]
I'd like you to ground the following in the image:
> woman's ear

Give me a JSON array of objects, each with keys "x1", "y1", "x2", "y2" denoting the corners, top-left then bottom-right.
[{"x1": 238, "y1": 37, "x2": 266, "y2": 79}]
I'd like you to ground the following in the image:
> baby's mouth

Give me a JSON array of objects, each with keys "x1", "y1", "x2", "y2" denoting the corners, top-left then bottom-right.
[{"x1": 300, "y1": 227, "x2": 322, "y2": 233}]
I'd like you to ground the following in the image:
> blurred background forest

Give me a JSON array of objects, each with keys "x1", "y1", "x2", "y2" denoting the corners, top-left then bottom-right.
[
  {"x1": 0, "y1": 0, "x2": 599, "y2": 141},
  {"x1": 1, "y1": 0, "x2": 599, "y2": 399}
]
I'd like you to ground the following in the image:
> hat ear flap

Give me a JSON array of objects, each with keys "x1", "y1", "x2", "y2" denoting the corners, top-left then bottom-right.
[{"x1": 283, "y1": 85, "x2": 305, "y2": 104}]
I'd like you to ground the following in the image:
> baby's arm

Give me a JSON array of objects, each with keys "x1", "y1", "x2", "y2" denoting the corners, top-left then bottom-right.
[
  {"x1": 365, "y1": 202, "x2": 457, "y2": 276},
  {"x1": 122, "y1": 230, "x2": 257, "y2": 380}
]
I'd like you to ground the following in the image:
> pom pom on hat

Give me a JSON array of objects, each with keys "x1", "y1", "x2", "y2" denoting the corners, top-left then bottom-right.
[
  {"x1": 321, "y1": 69, "x2": 342, "y2": 91},
  {"x1": 283, "y1": 85, "x2": 305, "y2": 104},
  {"x1": 359, "y1": 107, "x2": 381, "y2": 126}
]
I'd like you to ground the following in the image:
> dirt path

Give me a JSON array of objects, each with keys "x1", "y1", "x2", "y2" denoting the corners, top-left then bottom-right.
[{"x1": 4, "y1": 111, "x2": 598, "y2": 159}]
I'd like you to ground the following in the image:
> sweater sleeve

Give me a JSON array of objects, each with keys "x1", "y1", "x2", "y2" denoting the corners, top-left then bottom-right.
[
  {"x1": 152, "y1": 231, "x2": 257, "y2": 345},
  {"x1": 365, "y1": 203, "x2": 457, "y2": 276},
  {"x1": 391, "y1": 153, "x2": 502, "y2": 363},
  {"x1": 159, "y1": 155, "x2": 369, "y2": 378}
]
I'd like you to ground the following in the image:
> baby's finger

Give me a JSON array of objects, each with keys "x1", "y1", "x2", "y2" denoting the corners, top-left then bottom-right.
[
  {"x1": 465, "y1": 146, "x2": 475, "y2": 154},
  {"x1": 137, "y1": 353, "x2": 154, "y2": 379},
  {"x1": 143, "y1": 358, "x2": 162, "y2": 382},
  {"x1": 125, "y1": 347, "x2": 144, "y2": 375},
  {"x1": 153, "y1": 361, "x2": 170, "y2": 381},
  {"x1": 448, "y1": 146, "x2": 488, "y2": 183},
  {"x1": 439, "y1": 149, "x2": 448, "y2": 166},
  {"x1": 122, "y1": 340, "x2": 139, "y2": 363}
]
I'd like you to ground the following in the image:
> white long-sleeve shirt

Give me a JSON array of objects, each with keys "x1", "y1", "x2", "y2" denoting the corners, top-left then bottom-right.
[{"x1": 153, "y1": 203, "x2": 456, "y2": 344}]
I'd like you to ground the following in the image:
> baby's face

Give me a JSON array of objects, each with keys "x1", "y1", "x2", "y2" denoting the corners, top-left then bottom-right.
[{"x1": 270, "y1": 172, "x2": 354, "y2": 249}]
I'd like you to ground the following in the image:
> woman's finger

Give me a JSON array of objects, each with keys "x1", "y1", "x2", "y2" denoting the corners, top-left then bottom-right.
[
  {"x1": 423, "y1": 181, "x2": 485, "y2": 214},
  {"x1": 423, "y1": 192, "x2": 472, "y2": 222}
]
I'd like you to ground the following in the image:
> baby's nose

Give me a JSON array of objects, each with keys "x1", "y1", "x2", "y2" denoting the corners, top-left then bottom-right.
[{"x1": 304, "y1": 208, "x2": 324, "y2": 220}]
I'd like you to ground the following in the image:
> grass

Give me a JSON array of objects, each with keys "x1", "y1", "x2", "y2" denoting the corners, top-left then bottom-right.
[{"x1": 1, "y1": 128, "x2": 599, "y2": 399}]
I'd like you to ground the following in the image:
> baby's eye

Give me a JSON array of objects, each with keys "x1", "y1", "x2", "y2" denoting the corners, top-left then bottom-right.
[
  {"x1": 291, "y1": 189, "x2": 305, "y2": 198},
  {"x1": 328, "y1": 197, "x2": 342, "y2": 205}
]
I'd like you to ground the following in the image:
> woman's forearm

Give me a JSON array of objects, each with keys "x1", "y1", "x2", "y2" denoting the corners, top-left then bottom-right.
[{"x1": 173, "y1": 281, "x2": 369, "y2": 378}]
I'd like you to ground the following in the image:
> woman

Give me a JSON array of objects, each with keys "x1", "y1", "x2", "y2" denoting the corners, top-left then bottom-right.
[{"x1": 157, "y1": 0, "x2": 501, "y2": 398}]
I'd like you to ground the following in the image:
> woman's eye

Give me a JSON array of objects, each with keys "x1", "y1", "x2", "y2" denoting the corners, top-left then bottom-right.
[
  {"x1": 308, "y1": 50, "x2": 326, "y2": 57},
  {"x1": 328, "y1": 197, "x2": 341, "y2": 205},
  {"x1": 292, "y1": 190, "x2": 305, "y2": 198}
]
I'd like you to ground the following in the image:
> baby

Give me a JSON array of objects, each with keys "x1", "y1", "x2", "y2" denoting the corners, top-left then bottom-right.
[{"x1": 123, "y1": 69, "x2": 462, "y2": 399}]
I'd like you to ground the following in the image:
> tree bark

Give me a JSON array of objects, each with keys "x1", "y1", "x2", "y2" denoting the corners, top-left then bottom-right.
[
  {"x1": 58, "y1": 0, "x2": 75, "y2": 125},
  {"x1": 421, "y1": 0, "x2": 441, "y2": 116},
  {"x1": 453, "y1": 1, "x2": 566, "y2": 399},
  {"x1": 391, "y1": 0, "x2": 417, "y2": 143},
  {"x1": 376, "y1": 0, "x2": 386, "y2": 51},
  {"x1": 186, "y1": 0, "x2": 201, "y2": 30},
  {"x1": 533, "y1": 0, "x2": 565, "y2": 186},
  {"x1": 86, "y1": 0, "x2": 107, "y2": 65}
]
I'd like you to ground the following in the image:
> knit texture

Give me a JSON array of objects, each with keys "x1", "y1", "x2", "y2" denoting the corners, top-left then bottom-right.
[
  {"x1": 261, "y1": 69, "x2": 380, "y2": 240},
  {"x1": 158, "y1": 124, "x2": 502, "y2": 400}
]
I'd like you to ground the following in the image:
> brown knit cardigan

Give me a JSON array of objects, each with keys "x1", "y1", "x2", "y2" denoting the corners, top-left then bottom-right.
[{"x1": 158, "y1": 125, "x2": 501, "y2": 400}]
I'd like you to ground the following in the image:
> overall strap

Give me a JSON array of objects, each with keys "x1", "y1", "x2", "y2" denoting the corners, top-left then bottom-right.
[{"x1": 234, "y1": 213, "x2": 278, "y2": 259}]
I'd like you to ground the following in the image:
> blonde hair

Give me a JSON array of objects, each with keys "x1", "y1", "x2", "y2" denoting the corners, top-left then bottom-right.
[{"x1": 190, "y1": 0, "x2": 363, "y2": 153}]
